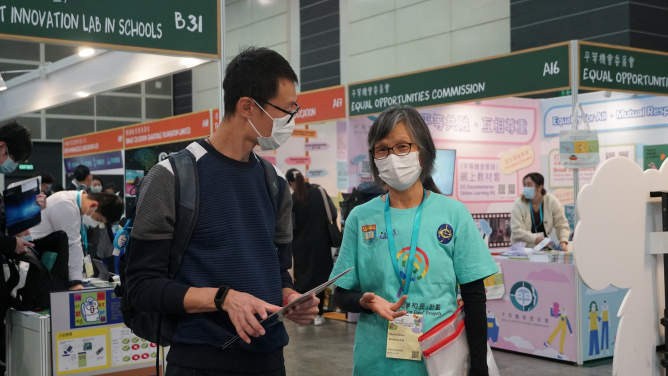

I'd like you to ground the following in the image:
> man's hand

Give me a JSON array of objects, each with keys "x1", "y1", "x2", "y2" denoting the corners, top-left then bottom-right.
[
  {"x1": 222, "y1": 289, "x2": 281, "y2": 344},
  {"x1": 14, "y1": 237, "x2": 33, "y2": 255},
  {"x1": 360, "y1": 293, "x2": 408, "y2": 322},
  {"x1": 69, "y1": 284, "x2": 84, "y2": 291},
  {"x1": 36, "y1": 193, "x2": 46, "y2": 210},
  {"x1": 283, "y1": 292, "x2": 319, "y2": 325}
]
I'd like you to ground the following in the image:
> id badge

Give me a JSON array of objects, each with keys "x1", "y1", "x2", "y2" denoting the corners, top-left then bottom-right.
[
  {"x1": 83, "y1": 255, "x2": 94, "y2": 277},
  {"x1": 386, "y1": 314, "x2": 424, "y2": 361}
]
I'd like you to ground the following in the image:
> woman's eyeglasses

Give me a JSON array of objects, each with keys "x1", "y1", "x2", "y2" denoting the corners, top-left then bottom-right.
[{"x1": 371, "y1": 143, "x2": 414, "y2": 160}]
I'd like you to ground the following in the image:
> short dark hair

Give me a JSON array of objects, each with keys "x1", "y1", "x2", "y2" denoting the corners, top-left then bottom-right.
[
  {"x1": 104, "y1": 182, "x2": 116, "y2": 191},
  {"x1": 92, "y1": 175, "x2": 104, "y2": 186},
  {"x1": 223, "y1": 47, "x2": 298, "y2": 119},
  {"x1": 73, "y1": 165, "x2": 91, "y2": 182},
  {"x1": 36, "y1": 172, "x2": 55, "y2": 185},
  {"x1": 88, "y1": 192, "x2": 124, "y2": 224},
  {"x1": 0, "y1": 121, "x2": 32, "y2": 161},
  {"x1": 50, "y1": 183, "x2": 64, "y2": 193}
]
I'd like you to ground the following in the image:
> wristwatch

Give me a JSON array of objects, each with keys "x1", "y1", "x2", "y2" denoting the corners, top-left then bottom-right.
[
  {"x1": 69, "y1": 280, "x2": 83, "y2": 288},
  {"x1": 214, "y1": 286, "x2": 231, "y2": 312}
]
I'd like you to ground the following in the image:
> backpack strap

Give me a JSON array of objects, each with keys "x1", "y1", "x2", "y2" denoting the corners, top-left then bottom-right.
[
  {"x1": 167, "y1": 150, "x2": 200, "y2": 279},
  {"x1": 256, "y1": 154, "x2": 279, "y2": 219}
]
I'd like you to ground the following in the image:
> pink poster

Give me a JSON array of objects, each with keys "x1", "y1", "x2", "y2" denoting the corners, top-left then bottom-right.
[
  {"x1": 487, "y1": 259, "x2": 578, "y2": 362},
  {"x1": 346, "y1": 98, "x2": 541, "y2": 215}
]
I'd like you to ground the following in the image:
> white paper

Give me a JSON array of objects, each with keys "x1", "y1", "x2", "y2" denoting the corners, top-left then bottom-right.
[{"x1": 533, "y1": 237, "x2": 552, "y2": 251}]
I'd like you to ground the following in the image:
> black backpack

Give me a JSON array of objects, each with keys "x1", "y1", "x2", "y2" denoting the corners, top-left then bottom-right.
[
  {"x1": 116, "y1": 149, "x2": 280, "y2": 347},
  {"x1": 6, "y1": 230, "x2": 70, "y2": 311}
]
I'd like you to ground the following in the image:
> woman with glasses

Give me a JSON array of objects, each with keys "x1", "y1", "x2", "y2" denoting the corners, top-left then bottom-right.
[{"x1": 330, "y1": 105, "x2": 498, "y2": 375}]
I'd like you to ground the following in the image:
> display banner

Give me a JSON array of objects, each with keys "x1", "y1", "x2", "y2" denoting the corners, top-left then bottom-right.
[
  {"x1": 544, "y1": 94, "x2": 668, "y2": 137},
  {"x1": 579, "y1": 282, "x2": 627, "y2": 361},
  {"x1": 547, "y1": 145, "x2": 635, "y2": 189},
  {"x1": 294, "y1": 86, "x2": 346, "y2": 125},
  {"x1": 64, "y1": 151, "x2": 123, "y2": 174},
  {"x1": 0, "y1": 0, "x2": 220, "y2": 58},
  {"x1": 63, "y1": 128, "x2": 124, "y2": 158},
  {"x1": 579, "y1": 42, "x2": 668, "y2": 96},
  {"x1": 348, "y1": 43, "x2": 569, "y2": 116},
  {"x1": 487, "y1": 259, "x2": 578, "y2": 362},
  {"x1": 643, "y1": 144, "x2": 668, "y2": 170},
  {"x1": 124, "y1": 110, "x2": 211, "y2": 149}
]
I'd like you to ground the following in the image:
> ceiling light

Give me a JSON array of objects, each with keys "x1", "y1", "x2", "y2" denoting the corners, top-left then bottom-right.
[
  {"x1": 0, "y1": 74, "x2": 6, "y2": 92},
  {"x1": 181, "y1": 58, "x2": 200, "y2": 68},
  {"x1": 79, "y1": 48, "x2": 95, "y2": 57},
  {"x1": 77, "y1": 91, "x2": 90, "y2": 98},
  {"x1": 259, "y1": 0, "x2": 272, "y2": 4}
]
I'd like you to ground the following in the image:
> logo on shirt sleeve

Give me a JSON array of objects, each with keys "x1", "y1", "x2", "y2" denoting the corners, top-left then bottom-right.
[
  {"x1": 436, "y1": 224, "x2": 454, "y2": 245},
  {"x1": 362, "y1": 225, "x2": 376, "y2": 244}
]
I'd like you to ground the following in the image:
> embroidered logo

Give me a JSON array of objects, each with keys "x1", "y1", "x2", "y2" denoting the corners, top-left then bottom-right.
[{"x1": 436, "y1": 224, "x2": 454, "y2": 244}]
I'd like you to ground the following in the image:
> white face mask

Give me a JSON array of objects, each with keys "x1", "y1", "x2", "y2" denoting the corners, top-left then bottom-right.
[
  {"x1": 82, "y1": 207, "x2": 100, "y2": 228},
  {"x1": 248, "y1": 99, "x2": 295, "y2": 151},
  {"x1": 374, "y1": 151, "x2": 422, "y2": 191},
  {"x1": 91, "y1": 185, "x2": 103, "y2": 193}
]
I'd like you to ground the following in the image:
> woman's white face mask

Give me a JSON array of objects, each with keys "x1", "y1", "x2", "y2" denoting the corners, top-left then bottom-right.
[{"x1": 374, "y1": 151, "x2": 422, "y2": 191}]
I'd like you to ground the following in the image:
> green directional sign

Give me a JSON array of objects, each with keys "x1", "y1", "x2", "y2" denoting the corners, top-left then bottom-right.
[
  {"x1": 579, "y1": 42, "x2": 668, "y2": 96},
  {"x1": 348, "y1": 43, "x2": 570, "y2": 116},
  {"x1": 0, "y1": 0, "x2": 220, "y2": 58}
]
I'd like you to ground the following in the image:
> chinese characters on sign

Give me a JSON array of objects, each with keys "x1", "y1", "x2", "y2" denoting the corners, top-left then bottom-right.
[{"x1": 457, "y1": 159, "x2": 518, "y2": 203}]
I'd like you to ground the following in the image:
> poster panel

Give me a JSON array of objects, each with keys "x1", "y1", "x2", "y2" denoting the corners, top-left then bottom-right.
[
  {"x1": 579, "y1": 281, "x2": 627, "y2": 361},
  {"x1": 486, "y1": 259, "x2": 578, "y2": 362}
]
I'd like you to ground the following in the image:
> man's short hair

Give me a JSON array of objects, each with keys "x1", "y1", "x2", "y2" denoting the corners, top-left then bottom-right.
[
  {"x1": 73, "y1": 165, "x2": 91, "y2": 182},
  {"x1": 223, "y1": 47, "x2": 298, "y2": 119},
  {"x1": 36, "y1": 172, "x2": 55, "y2": 185},
  {"x1": 88, "y1": 192, "x2": 124, "y2": 224},
  {"x1": 0, "y1": 120, "x2": 32, "y2": 161}
]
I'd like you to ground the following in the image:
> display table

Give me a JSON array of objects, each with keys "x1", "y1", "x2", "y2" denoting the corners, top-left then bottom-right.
[
  {"x1": 5, "y1": 286, "x2": 164, "y2": 376},
  {"x1": 486, "y1": 257, "x2": 626, "y2": 365}
]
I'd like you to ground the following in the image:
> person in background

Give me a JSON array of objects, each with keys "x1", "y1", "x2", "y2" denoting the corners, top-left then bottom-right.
[
  {"x1": 67, "y1": 165, "x2": 91, "y2": 191},
  {"x1": 510, "y1": 172, "x2": 570, "y2": 251},
  {"x1": 91, "y1": 175, "x2": 104, "y2": 193},
  {"x1": 285, "y1": 168, "x2": 336, "y2": 326},
  {"x1": 31, "y1": 191, "x2": 124, "y2": 290},
  {"x1": 0, "y1": 120, "x2": 37, "y2": 375},
  {"x1": 104, "y1": 182, "x2": 117, "y2": 194},
  {"x1": 36, "y1": 172, "x2": 55, "y2": 195},
  {"x1": 331, "y1": 105, "x2": 497, "y2": 376}
]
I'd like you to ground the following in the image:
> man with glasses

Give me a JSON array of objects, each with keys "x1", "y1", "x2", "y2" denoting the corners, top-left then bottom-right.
[{"x1": 125, "y1": 47, "x2": 319, "y2": 376}]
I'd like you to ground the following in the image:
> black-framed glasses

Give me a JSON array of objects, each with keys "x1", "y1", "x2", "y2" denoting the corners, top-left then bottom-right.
[
  {"x1": 371, "y1": 143, "x2": 414, "y2": 160},
  {"x1": 262, "y1": 101, "x2": 300, "y2": 123}
]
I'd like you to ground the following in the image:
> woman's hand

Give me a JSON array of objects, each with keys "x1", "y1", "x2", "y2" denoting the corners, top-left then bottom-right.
[
  {"x1": 560, "y1": 241, "x2": 569, "y2": 252},
  {"x1": 535, "y1": 236, "x2": 545, "y2": 246},
  {"x1": 359, "y1": 293, "x2": 408, "y2": 322}
]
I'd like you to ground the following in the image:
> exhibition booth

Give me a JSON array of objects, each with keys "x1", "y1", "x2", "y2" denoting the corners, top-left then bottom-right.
[{"x1": 3, "y1": 5, "x2": 668, "y2": 370}]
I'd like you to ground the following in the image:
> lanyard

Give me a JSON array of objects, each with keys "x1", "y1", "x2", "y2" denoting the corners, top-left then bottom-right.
[
  {"x1": 529, "y1": 201, "x2": 543, "y2": 234},
  {"x1": 385, "y1": 189, "x2": 426, "y2": 297},
  {"x1": 77, "y1": 191, "x2": 88, "y2": 255}
]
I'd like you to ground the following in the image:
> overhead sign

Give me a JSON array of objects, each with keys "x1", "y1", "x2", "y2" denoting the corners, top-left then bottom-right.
[
  {"x1": 124, "y1": 110, "x2": 211, "y2": 149},
  {"x1": 64, "y1": 150, "x2": 124, "y2": 174},
  {"x1": 348, "y1": 43, "x2": 569, "y2": 116},
  {"x1": 0, "y1": 0, "x2": 220, "y2": 58},
  {"x1": 579, "y1": 41, "x2": 668, "y2": 96},
  {"x1": 295, "y1": 85, "x2": 346, "y2": 124},
  {"x1": 63, "y1": 128, "x2": 123, "y2": 158}
]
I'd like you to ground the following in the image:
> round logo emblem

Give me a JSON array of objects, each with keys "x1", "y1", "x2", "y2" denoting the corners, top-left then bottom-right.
[
  {"x1": 510, "y1": 281, "x2": 538, "y2": 311},
  {"x1": 436, "y1": 224, "x2": 454, "y2": 245}
]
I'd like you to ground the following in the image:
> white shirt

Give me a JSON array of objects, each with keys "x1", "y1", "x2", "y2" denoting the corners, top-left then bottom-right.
[{"x1": 31, "y1": 191, "x2": 84, "y2": 281}]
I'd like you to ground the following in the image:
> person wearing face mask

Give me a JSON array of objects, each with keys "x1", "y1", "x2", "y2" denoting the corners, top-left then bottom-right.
[
  {"x1": 30, "y1": 191, "x2": 124, "y2": 290},
  {"x1": 125, "y1": 47, "x2": 319, "y2": 376},
  {"x1": 36, "y1": 172, "x2": 56, "y2": 196},
  {"x1": 0, "y1": 120, "x2": 36, "y2": 375},
  {"x1": 510, "y1": 173, "x2": 570, "y2": 251},
  {"x1": 330, "y1": 106, "x2": 498, "y2": 376},
  {"x1": 67, "y1": 165, "x2": 92, "y2": 192},
  {"x1": 90, "y1": 175, "x2": 104, "y2": 193}
]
